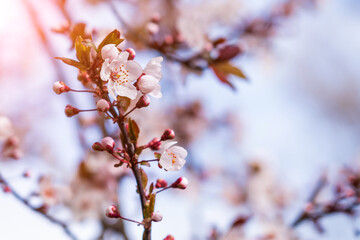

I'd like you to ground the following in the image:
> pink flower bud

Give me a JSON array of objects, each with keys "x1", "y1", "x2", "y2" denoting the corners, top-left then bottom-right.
[
  {"x1": 161, "y1": 129, "x2": 175, "y2": 141},
  {"x1": 8, "y1": 149, "x2": 23, "y2": 160},
  {"x1": 171, "y1": 177, "x2": 188, "y2": 189},
  {"x1": 136, "y1": 95, "x2": 150, "y2": 109},
  {"x1": 105, "y1": 205, "x2": 121, "y2": 218},
  {"x1": 23, "y1": 170, "x2": 31, "y2": 178},
  {"x1": 2, "y1": 185, "x2": 11, "y2": 193},
  {"x1": 96, "y1": 99, "x2": 110, "y2": 112},
  {"x1": 155, "y1": 178, "x2": 168, "y2": 188},
  {"x1": 164, "y1": 235, "x2": 175, "y2": 240},
  {"x1": 151, "y1": 13, "x2": 161, "y2": 23},
  {"x1": 92, "y1": 142, "x2": 105, "y2": 151},
  {"x1": 151, "y1": 211, "x2": 163, "y2": 222},
  {"x1": 53, "y1": 81, "x2": 70, "y2": 95},
  {"x1": 164, "y1": 35, "x2": 174, "y2": 45},
  {"x1": 148, "y1": 138, "x2": 161, "y2": 151},
  {"x1": 146, "y1": 22, "x2": 159, "y2": 35},
  {"x1": 101, "y1": 137, "x2": 115, "y2": 152},
  {"x1": 65, "y1": 105, "x2": 80, "y2": 117},
  {"x1": 125, "y1": 48, "x2": 136, "y2": 60}
]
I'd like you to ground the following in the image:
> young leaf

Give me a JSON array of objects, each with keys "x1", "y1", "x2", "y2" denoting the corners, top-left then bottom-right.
[
  {"x1": 215, "y1": 45, "x2": 242, "y2": 62},
  {"x1": 117, "y1": 96, "x2": 131, "y2": 113},
  {"x1": 75, "y1": 36, "x2": 91, "y2": 68},
  {"x1": 98, "y1": 29, "x2": 124, "y2": 53},
  {"x1": 55, "y1": 57, "x2": 84, "y2": 69},
  {"x1": 139, "y1": 168, "x2": 148, "y2": 190},
  {"x1": 211, "y1": 64, "x2": 235, "y2": 90},
  {"x1": 128, "y1": 118, "x2": 140, "y2": 143},
  {"x1": 214, "y1": 62, "x2": 247, "y2": 80}
]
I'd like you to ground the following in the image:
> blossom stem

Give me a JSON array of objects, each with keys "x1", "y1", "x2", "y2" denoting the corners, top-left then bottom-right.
[
  {"x1": 119, "y1": 216, "x2": 143, "y2": 225},
  {"x1": 156, "y1": 186, "x2": 171, "y2": 194},
  {"x1": 78, "y1": 109, "x2": 98, "y2": 112},
  {"x1": 0, "y1": 172, "x2": 78, "y2": 240},
  {"x1": 111, "y1": 153, "x2": 130, "y2": 164},
  {"x1": 137, "y1": 159, "x2": 159, "y2": 165},
  {"x1": 69, "y1": 89, "x2": 97, "y2": 94},
  {"x1": 122, "y1": 106, "x2": 137, "y2": 119}
]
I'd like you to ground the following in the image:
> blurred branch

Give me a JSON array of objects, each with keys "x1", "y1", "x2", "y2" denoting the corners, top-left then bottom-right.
[
  {"x1": 0, "y1": 172, "x2": 77, "y2": 240},
  {"x1": 23, "y1": 0, "x2": 88, "y2": 149},
  {"x1": 291, "y1": 173, "x2": 327, "y2": 227}
]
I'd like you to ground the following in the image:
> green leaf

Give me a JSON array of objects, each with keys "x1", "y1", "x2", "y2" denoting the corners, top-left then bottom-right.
[
  {"x1": 139, "y1": 168, "x2": 148, "y2": 190},
  {"x1": 55, "y1": 57, "x2": 84, "y2": 69},
  {"x1": 154, "y1": 152, "x2": 161, "y2": 159},
  {"x1": 97, "y1": 29, "x2": 124, "y2": 53},
  {"x1": 128, "y1": 118, "x2": 140, "y2": 143}
]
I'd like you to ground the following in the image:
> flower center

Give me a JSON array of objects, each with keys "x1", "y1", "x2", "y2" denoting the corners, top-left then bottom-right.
[
  {"x1": 110, "y1": 64, "x2": 129, "y2": 85},
  {"x1": 167, "y1": 152, "x2": 177, "y2": 165}
]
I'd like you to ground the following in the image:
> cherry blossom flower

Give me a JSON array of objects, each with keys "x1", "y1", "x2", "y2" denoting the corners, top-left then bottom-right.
[
  {"x1": 0, "y1": 116, "x2": 13, "y2": 141},
  {"x1": 138, "y1": 56, "x2": 163, "y2": 98},
  {"x1": 159, "y1": 141, "x2": 187, "y2": 171},
  {"x1": 100, "y1": 48, "x2": 142, "y2": 100}
]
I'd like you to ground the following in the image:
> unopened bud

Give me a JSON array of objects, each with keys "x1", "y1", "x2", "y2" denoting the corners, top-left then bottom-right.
[
  {"x1": 151, "y1": 211, "x2": 163, "y2": 222},
  {"x1": 101, "y1": 137, "x2": 115, "y2": 152},
  {"x1": 164, "y1": 35, "x2": 174, "y2": 45},
  {"x1": 53, "y1": 81, "x2": 70, "y2": 95},
  {"x1": 92, "y1": 142, "x2": 105, "y2": 151},
  {"x1": 8, "y1": 149, "x2": 23, "y2": 160},
  {"x1": 96, "y1": 99, "x2": 110, "y2": 112},
  {"x1": 65, "y1": 105, "x2": 80, "y2": 117},
  {"x1": 151, "y1": 13, "x2": 161, "y2": 23},
  {"x1": 304, "y1": 202, "x2": 314, "y2": 213},
  {"x1": 146, "y1": 22, "x2": 159, "y2": 35},
  {"x1": 2, "y1": 185, "x2": 11, "y2": 193},
  {"x1": 105, "y1": 205, "x2": 121, "y2": 218},
  {"x1": 161, "y1": 129, "x2": 175, "y2": 141},
  {"x1": 136, "y1": 95, "x2": 150, "y2": 109},
  {"x1": 164, "y1": 235, "x2": 175, "y2": 240},
  {"x1": 125, "y1": 48, "x2": 136, "y2": 60},
  {"x1": 23, "y1": 170, "x2": 31, "y2": 178},
  {"x1": 148, "y1": 138, "x2": 161, "y2": 151},
  {"x1": 171, "y1": 177, "x2": 188, "y2": 189},
  {"x1": 155, "y1": 178, "x2": 168, "y2": 188}
]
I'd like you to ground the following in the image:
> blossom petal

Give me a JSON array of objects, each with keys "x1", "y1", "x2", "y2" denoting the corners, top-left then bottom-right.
[
  {"x1": 107, "y1": 80, "x2": 117, "y2": 99},
  {"x1": 124, "y1": 61, "x2": 143, "y2": 82},
  {"x1": 163, "y1": 141, "x2": 177, "y2": 150},
  {"x1": 116, "y1": 51, "x2": 130, "y2": 63},
  {"x1": 144, "y1": 56, "x2": 163, "y2": 80},
  {"x1": 138, "y1": 75, "x2": 158, "y2": 94},
  {"x1": 114, "y1": 83, "x2": 138, "y2": 99},
  {"x1": 173, "y1": 158, "x2": 186, "y2": 171},
  {"x1": 100, "y1": 59, "x2": 111, "y2": 81},
  {"x1": 149, "y1": 84, "x2": 162, "y2": 98},
  {"x1": 101, "y1": 44, "x2": 119, "y2": 62},
  {"x1": 170, "y1": 146, "x2": 188, "y2": 159}
]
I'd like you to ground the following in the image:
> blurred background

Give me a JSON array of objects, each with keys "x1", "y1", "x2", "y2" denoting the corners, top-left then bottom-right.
[{"x1": 1, "y1": 0, "x2": 360, "y2": 239}]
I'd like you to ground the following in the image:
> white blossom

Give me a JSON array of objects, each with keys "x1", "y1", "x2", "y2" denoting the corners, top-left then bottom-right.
[
  {"x1": 100, "y1": 50, "x2": 142, "y2": 100},
  {"x1": 159, "y1": 141, "x2": 187, "y2": 171},
  {"x1": 138, "y1": 56, "x2": 163, "y2": 98}
]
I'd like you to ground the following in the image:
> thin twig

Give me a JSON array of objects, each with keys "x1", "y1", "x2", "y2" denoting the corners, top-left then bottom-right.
[
  {"x1": 291, "y1": 173, "x2": 327, "y2": 227},
  {"x1": 0, "y1": 172, "x2": 77, "y2": 240}
]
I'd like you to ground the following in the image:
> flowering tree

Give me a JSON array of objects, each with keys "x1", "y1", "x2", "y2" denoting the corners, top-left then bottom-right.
[{"x1": 1, "y1": 0, "x2": 360, "y2": 239}]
